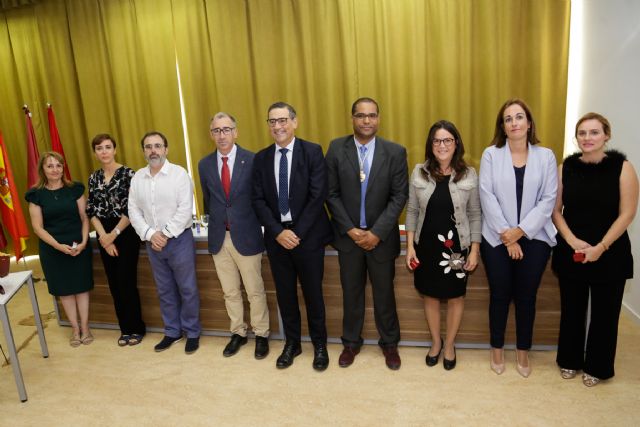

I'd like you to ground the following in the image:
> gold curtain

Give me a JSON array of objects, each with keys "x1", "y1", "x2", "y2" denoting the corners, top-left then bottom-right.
[{"x1": 0, "y1": 0, "x2": 570, "y2": 253}]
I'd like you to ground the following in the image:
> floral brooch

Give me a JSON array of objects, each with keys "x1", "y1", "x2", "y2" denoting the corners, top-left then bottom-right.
[{"x1": 438, "y1": 230, "x2": 466, "y2": 279}]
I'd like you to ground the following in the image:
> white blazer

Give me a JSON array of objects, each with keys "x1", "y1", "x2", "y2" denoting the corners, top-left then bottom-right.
[{"x1": 479, "y1": 143, "x2": 558, "y2": 248}]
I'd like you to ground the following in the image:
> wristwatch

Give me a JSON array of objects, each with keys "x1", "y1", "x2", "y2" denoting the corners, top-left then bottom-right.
[{"x1": 114, "y1": 227, "x2": 121, "y2": 236}]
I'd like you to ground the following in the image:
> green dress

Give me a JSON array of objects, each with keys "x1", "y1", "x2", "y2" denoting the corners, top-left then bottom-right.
[{"x1": 25, "y1": 182, "x2": 93, "y2": 296}]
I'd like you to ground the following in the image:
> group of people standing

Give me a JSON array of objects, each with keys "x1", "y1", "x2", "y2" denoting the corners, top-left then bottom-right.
[{"x1": 25, "y1": 97, "x2": 637, "y2": 388}]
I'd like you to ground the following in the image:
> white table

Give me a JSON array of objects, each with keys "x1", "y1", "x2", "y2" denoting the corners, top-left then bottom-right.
[{"x1": 0, "y1": 270, "x2": 49, "y2": 402}]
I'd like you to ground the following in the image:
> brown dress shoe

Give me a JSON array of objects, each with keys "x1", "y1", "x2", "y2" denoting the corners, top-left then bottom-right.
[
  {"x1": 338, "y1": 346, "x2": 360, "y2": 367},
  {"x1": 382, "y1": 346, "x2": 401, "y2": 370}
]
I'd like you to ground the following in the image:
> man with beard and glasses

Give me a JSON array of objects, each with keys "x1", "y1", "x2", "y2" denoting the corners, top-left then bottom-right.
[{"x1": 128, "y1": 131, "x2": 201, "y2": 354}]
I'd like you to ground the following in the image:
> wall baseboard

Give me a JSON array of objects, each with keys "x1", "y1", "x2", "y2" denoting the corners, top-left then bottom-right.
[{"x1": 622, "y1": 301, "x2": 640, "y2": 325}]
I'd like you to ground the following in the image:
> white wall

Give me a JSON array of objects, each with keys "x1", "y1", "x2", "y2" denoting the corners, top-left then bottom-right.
[{"x1": 570, "y1": 0, "x2": 640, "y2": 321}]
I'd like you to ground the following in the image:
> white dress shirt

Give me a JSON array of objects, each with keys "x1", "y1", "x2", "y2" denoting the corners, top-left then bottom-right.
[
  {"x1": 128, "y1": 159, "x2": 194, "y2": 241},
  {"x1": 274, "y1": 138, "x2": 295, "y2": 222},
  {"x1": 217, "y1": 143, "x2": 237, "y2": 180}
]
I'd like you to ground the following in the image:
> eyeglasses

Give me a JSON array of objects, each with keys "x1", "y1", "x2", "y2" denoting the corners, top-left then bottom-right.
[
  {"x1": 577, "y1": 129, "x2": 603, "y2": 139},
  {"x1": 432, "y1": 138, "x2": 455, "y2": 147},
  {"x1": 352, "y1": 113, "x2": 379, "y2": 120},
  {"x1": 210, "y1": 127, "x2": 235, "y2": 135},
  {"x1": 267, "y1": 117, "x2": 290, "y2": 127},
  {"x1": 143, "y1": 143, "x2": 165, "y2": 150}
]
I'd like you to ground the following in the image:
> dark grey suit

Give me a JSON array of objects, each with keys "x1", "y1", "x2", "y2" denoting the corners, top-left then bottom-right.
[{"x1": 326, "y1": 135, "x2": 408, "y2": 347}]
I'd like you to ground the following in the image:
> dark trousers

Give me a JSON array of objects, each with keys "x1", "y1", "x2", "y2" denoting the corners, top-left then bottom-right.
[
  {"x1": 98, "y1": 218, "x2": 145, "y2": 335},
  {"x1": 267, "y1": 244, "x2": 327, "y2": 345},
  {"x1": 556, "y1": 276, "x2": 626, "y2": 380},
  {"x1": 481, "y1": 237, "x2": 551, "y2": 349},
  {"x1": 339, "y1": 248, "x2": 400, "y2": 348}
]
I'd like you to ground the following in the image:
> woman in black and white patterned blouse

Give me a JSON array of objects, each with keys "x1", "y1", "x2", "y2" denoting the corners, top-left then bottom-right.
[{"x1": 87, "y1": 134, "x2": 146, "y2": 346}]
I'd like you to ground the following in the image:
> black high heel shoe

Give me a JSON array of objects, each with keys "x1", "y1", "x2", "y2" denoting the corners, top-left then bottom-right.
[
  {"x1": 443, "y1": 346, "x2": 456, "y2": 370},
  {"x1": 426, "y1": 338, "x2": 443, "y2": 367}
]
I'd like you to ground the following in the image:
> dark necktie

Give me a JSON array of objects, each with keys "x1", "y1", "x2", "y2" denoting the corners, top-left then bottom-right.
[
  {"x1": 221, "y1": 156, "x2": 230, "y2": 199},
  {"x1": 278, "y1": 148, "x2": 289, "y2": 215}
]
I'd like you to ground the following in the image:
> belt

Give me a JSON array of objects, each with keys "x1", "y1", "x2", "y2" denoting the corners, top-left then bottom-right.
[{"x1": 281, "y1": 221, "x2": 294, "y2": 229}]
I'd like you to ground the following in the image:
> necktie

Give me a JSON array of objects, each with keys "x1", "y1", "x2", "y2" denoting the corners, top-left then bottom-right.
[
  {"x1": 221, "y1": 156, "x2": 230, "y2": 199},
  {"x1": 359, "y1": 145, "x2": 370, "y2": 228},
  {"x1": 278, "y1": 148, "x2": 289, "y2": 215}
]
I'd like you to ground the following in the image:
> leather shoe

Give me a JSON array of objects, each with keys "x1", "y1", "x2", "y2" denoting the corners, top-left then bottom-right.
[
  {"x1": 382, "y1": 345, "x2": 401, "y2": 370},
  {"x1": 312, "y1": 343, "x2": 329, "y2": 371},
  {"x1": 154, "y1": 335, "x2": 183, "y2": 352},
  {"x1": 426, "y1": 338, "x2": 443, "y2": 367},
  {"x1": 338, "y1": 346, "x2": 360, "y2": 368},
  {"x1": 185, "y1": 337, "x2": 200, "y2": 354},
  {"x1": 254, "y1": 336, "x2": 269, "y2": 360},
  {"x1": 443, "y1": 346, "x2": 457, "y2": 370},
  {"x1": 276, "y1": 342, "x2": 302, "y2": 369},
  {"x1": 223, "y1": 334, "x2": 248, "y2": 357}
]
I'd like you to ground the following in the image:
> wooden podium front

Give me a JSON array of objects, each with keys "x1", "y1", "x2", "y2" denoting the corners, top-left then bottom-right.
[{"x1": 84, "y1": 231, "x2": 561, "y2": 347}]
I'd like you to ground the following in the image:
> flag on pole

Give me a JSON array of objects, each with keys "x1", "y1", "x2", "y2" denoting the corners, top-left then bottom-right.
[
  {"x1": 0, "y1": 132, "x2": 30, "y2": 260},
  {"x1": 0, "y1": 221, "x2": 7, "y2": 250},
  {"x1": 47, "y1": 104, "x2": 72, "y2": 181},
  {"x1": 23, "y1": 105, "x2": 40, "y2": 189}
]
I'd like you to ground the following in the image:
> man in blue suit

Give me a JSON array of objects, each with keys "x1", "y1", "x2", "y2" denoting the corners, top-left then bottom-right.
[
  {"x1": 199, "y1": 112, "x2": 270, "y2": 360},
  {"x1": 252, "y1": 102, "x2": 333, "y2": 371}
]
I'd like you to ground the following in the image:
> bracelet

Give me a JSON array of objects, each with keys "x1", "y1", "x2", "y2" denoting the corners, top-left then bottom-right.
[{"x1": 599, "y1": 241, "x2": 609, "y2": 251}]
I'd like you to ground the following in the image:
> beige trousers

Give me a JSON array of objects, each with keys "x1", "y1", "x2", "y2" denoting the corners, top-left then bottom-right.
[{"x1": 212, "y1": 232, "x2": 269, "y2": 337}]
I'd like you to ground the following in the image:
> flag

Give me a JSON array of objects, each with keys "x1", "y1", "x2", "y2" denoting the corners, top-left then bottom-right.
[
  {"x1": 24, "y1": 105, "x2": 40, "y2": 188},
  {"x1": 0, "y1": 221, "x2": 7, "y2": 250},
  {"x1": 47, "y1": 104, "x2": 71, "y2": 180},
  {"x1": 0, "y1": 132, "x2": 30, "y2": 260}
]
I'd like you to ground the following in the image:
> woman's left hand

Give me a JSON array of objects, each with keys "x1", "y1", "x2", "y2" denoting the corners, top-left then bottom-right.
[
  {"x1": 98, "y1": 232, "x2": 116, "y2": 248},
  {"x1": 500, "y1": 227, "x2": 525, "y2": 246},
  {"x1": 464, "y1": 251, "x2": 479, "y2": 271},
  {"x1": 578, "y1": 244, "x2": 605, "y2": 263}
]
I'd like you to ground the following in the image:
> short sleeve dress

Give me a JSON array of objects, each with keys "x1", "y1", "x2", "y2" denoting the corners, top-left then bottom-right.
[{"x1": 25, "y1": 182, "x2": 93, "y2": 296}]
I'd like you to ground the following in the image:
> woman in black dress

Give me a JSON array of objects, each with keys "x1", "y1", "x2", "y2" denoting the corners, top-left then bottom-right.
[
  {"x1": 87, "y1": 134, "x2": 145, "y2": 346},
  {"x1": 552, "y1": 113, "x2": 638, "y2": 387},
  {"x1": 25, "y1": 152, "x2": 93, "y2": 347},
  {"x1": 406, "y1": 120, "x2": 481, "y2": 370}
]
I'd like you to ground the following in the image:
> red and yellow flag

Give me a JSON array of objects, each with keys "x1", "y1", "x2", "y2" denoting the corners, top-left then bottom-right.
[
  {"x1": 0, "y1": 132, "x2": 29, "y2": 260},
  {"x1": 24, "y1": 106, "x2": 40, "y2": 189}
]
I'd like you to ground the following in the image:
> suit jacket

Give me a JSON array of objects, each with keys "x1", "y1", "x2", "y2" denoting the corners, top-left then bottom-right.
[
  {"x1": 252, "y1": 138, "x2": 332, "y2": 252},
  {"x1": 479, "y1": 143, "x2": 558, "y2": 248},
  {"x1": 199, "y1": 145, "x2": 265, "y2": 256},
  {"x1": 325, "y1": 135, "x2": 409, "y2": 262}
]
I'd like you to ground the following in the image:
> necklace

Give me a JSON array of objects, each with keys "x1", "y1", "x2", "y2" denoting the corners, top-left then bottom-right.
[{"x1": 45, "y1": 183, "x2": 63, "y2": 199}]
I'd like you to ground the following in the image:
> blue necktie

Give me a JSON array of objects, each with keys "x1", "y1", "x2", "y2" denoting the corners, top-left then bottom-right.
[
  {"x1": 278, "y1": 148, "x2": 289, "y2": 215},
  {"x1": 359, "y1": 145, "x2": 370, "y2": 228}
]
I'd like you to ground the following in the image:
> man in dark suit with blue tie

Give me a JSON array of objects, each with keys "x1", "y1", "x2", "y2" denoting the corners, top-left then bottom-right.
[
  {"x1": 252, "y1": 102, "x2": 332, "y2": 371},
  {"x1": 325, "y1": 97, "x2": 409, "y2": 370},
  {"x1": 199, "y1": 112, "x2": 270, "y2": 360}
]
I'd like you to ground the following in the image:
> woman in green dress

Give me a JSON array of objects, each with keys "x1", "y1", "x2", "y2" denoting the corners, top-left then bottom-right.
[{"x1": 25, "y1": 152, "x2": 93, "y2": 347}]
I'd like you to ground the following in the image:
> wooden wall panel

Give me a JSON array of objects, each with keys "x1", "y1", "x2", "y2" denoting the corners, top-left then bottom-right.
[{"x1": 81, "y1": 235, "x2": 560, "y2": 346}]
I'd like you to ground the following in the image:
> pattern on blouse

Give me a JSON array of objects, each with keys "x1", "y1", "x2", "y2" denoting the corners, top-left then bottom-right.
[
  {"x1": 438, "y1": 230, "x2": 466, "y2": 279},
  {"x1": 86, "y1": 166, "x2": 135, "y2": 219}
]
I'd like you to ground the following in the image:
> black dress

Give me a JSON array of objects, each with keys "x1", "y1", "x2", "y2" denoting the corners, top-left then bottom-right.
[
  {"x1": 414, "y1": 177, "x2": 468, "y2": 298},
  {"x1": 551, "y1": 150, "x2": 633, "y2": 279}
]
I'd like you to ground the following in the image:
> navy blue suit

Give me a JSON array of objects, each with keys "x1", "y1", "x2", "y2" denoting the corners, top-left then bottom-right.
[
  {"x1": 252, "y1": 138, "x2": 332, "y2": 345},
  {"x1": 199, "y1": 145, "x2": 265, "y2": 256}
]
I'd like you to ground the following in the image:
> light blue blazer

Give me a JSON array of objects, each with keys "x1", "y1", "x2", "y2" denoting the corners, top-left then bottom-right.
[{"x1": 479, "y1": 143, "x2": 558, "y2": 248}]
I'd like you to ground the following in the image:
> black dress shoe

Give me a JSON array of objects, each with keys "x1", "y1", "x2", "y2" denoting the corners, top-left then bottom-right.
[
  {"x1": 185, "y1": 337, "x2": 200, "y2": 354},
  {"x1": 276, "y1": 342, "x2": 302, "y2": 369},
  {"x1": 312, "y1": 343, "x2": 329, "y2": 371},
  {"x1": 223, "y1": 334, "x2": 248, "y2": 357},
  {"x1": 154, "y1": 335, "x2": 183, "y2": 352},
  {"x1": 426, "y1": 338, "x2": 443, "y2": 367},
  {"x1": 255, "y1": 336, "x2": 269, "y2": 360},
  {"x1": 443, "y1": 346, "x2": 457, "y2": 370}
]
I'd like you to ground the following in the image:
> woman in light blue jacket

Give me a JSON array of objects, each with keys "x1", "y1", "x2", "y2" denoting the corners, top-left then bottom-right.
[
  {"x1": 479, "y1": 99, "x2": 557, "y2": 378},
  {"x1": 406, "y1": 120, "x2": 481, "y2": 370}
]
